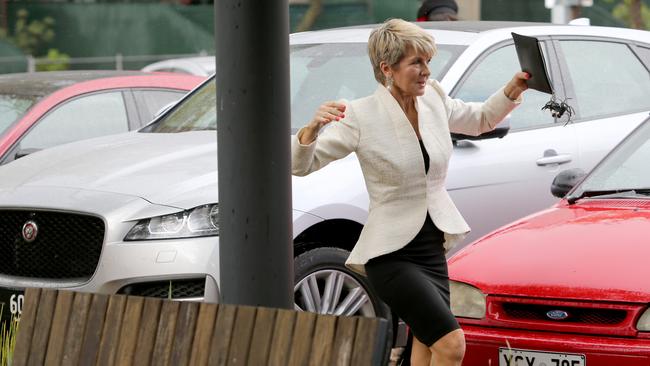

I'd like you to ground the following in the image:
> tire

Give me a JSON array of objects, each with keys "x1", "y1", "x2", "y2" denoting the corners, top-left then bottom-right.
[{"x1": 294, "y1": 246, "x2": 394, "y2": 359}]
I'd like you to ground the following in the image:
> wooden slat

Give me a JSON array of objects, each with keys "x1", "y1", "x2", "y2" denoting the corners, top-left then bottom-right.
[
  {"x1": 95, "y1": 294, "x2": 127, "y2": 366},
  {"x1": 246, "y1": 307, "x2": 277, "y2": 366},
  {"x1": 60, "y1": 292, "x2": 93, "y2": 366},
  {"x1": 170, "y1": 301, "x2": 199, "y2": 366},
  {"x1": 188, "y1": 303, "x2": 218, "y2": 366},
  {"x1": 350, "y1": 317, "x2": 382, "y2": 366},
  {"x1": 208, "y1": 304, "x2": 236, "y2": 366},
  {"x1": 77, "y1": 294, "x2": 110, "y2": 366},
  {"x1": 330, "y1": 316, "x2": 358, "y2": 366},
  {"x1": 132, "y1": 297, "x2": 163, "y2": 366},
  {"x1": 26, "y1": 288, "x2": 57, "y2": 366},
  {"x1": 226, "y1": 305, "x2": 257, "y2": 365},
  {"x1": 12, "y1": 287, "x2": 42, "y2": 366},
  {"x1": 150, "y1": 300, "x2": 181, "y2": 366},
  {"x1": 308, "y1": 314, "x2": 337, "y2": 366},
  {"x1": 287, "y1": 311, "x2": 317, "y2": 366},
  {"x1": 267, "y1": 309, "x2": 296, "y2": 366},
  {"x1": 13, "y1": 289, "x2": 390, "y2": 366},
  {"x1": 114, "y1": 296, "x2": 145, "y2": 366},
  {"x1": 44, "y1": 290, "x2": 75, "y2": 365}
]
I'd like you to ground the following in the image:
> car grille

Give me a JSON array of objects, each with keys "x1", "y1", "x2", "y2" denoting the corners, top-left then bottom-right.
[
  {"x1": 0, "y1": 210, "x2": 104, "y2": 279},
  {"x1": 502, "y1": 303, "x2": 627, "y2": 325},
  {"x1": 486, "y1": 296, "x2": 643, "y2": 337},
  {"x1": 117, "y1": 278, "x2": 205, "y2": 299}
]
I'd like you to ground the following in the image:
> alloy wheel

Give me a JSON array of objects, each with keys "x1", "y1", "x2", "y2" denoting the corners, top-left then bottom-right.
[{"x1": 294, "y1": 269, "x2": 376, "y2": 317}]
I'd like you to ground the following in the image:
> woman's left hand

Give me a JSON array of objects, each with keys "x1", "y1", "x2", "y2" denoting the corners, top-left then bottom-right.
[{"x1": 503, "y1": 71, "x2": 530, "y2": 101}]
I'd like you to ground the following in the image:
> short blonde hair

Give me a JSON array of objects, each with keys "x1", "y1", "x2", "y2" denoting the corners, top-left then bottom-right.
[{"x1": 368, "y1": 19, "x2": 437, "y2": 85}]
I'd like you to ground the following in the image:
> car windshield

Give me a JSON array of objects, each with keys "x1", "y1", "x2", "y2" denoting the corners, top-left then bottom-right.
[
  {"x1": 146, "y1": 42, "x2": 464, "y2": 133},
  {"x1": 573, "y1": 118, "x2": 650, "y2": 196},
  {"x1": 0, "y1": 94, "x2": 37, "y2": 136}
]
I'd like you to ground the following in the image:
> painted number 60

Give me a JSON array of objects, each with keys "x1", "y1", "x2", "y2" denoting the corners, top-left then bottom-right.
[{"x1": 10, "y1": 294, "x2": 24, "y2": 315}]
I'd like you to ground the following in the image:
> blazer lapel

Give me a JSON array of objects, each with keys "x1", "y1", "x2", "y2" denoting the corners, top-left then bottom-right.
[
  {"x1": 374, "y1": 85, "x2": 421, "y2": 157},
  {"x1": 417, "y1": 92, "x2": 453, "y2": 177},
  {"x1": 417, "y1": 96, "x2": 437, "y2": 160}
]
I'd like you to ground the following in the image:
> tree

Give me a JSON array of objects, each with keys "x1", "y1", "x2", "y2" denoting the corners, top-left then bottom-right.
[
  {"x1": 605, "y1": 0, "x2": 650, "y2": 29},
  {"x1": 296, "y1": 0, "x2": 323, "y2": 32},
  {"x1": 1, "y1": 8, "x2": 70, "y2": 71}
]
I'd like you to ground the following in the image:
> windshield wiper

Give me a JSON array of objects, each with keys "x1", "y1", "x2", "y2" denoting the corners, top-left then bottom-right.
[{"x1": 567, "y1": 189, "x2": 650, "y2": 205}]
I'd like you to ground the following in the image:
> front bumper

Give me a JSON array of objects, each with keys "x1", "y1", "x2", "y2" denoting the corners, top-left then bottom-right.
[
  {"x1": 462, "y1": 324, "x2": 650, "y2": 365},
  {"x1": 0, "y1": 234, "x2": 221, "y2": 303}
]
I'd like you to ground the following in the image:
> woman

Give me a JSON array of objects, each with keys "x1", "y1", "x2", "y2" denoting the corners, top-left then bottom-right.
[{"x1": 292, "y1": 19, "x2": 528, "y2": 366}]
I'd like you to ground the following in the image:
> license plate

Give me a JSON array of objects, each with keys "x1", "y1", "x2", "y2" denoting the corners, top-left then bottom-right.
[
  {"x1": 0, "y1": 287, "x2": 25, "y2": 324},
  {"x1": 499, "y1": 347, "x2": 586, "y2": 366}
]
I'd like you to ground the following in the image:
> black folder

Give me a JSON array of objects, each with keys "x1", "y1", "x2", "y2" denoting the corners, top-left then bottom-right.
[{"x1": 511, "y1": 32, "x2": 554, "y2": 94}]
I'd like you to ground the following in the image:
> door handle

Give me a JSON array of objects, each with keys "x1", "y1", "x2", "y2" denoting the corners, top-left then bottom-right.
[{"x1": 536, "y1": 154, "x2": 572, "y2": 166}]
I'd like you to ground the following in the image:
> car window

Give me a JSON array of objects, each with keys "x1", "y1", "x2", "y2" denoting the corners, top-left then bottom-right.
[
  {"x1": 290, "y1": 43, "x2": 465, "y2": 131},
  {"x1": 20, "y1": 91, "x2": 128, "y2": 150},
  {"x1": 146, "y1": 80, "x2": 216, "y2": 133},
  {"x1": 578, "y1": 120, "x2": 650, "y2": 192},
  {"x1": 0, "y1": 95, "x2": 37, "y2": 136},
  {"x1": 454, "y1": 44, "x2": 556, "y2": 130},
  {"x1": 560, "y1": 40, "x2": 650, "y2": 120},
  {"x1": 133, "y1": 89, "x2": 187, "y2": 123},
  {"x1": 146, "y1": 43, "x2": 465, "y2": 134}
]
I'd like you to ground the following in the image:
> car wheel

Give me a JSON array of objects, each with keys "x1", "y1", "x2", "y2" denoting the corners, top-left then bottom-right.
[
  {"x1": 294, "y1": 247, "x2": 389, "y2": 317},
  {"x1": 293, "y1": 247, "x2": 394, "y2": 356}
]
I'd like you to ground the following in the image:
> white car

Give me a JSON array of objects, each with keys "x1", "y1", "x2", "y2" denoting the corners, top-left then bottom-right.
[
  {"x1": 141, "y1": 56, "x2": 215, "y2": 77},
  {"x1": 0, "y1": 22, "x2": 649, "y2": 337}
]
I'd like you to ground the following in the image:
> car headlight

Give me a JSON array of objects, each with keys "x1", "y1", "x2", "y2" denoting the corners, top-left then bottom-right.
[
  {"x1": 637, "y1": 308, "x2": 650, "y2": 331},
  {"x1": 125, "y1": 204, "x2": 219, "y2": 240},
  {"x1": 450, "y1": 280, "x2": 486, "y2": 319}
]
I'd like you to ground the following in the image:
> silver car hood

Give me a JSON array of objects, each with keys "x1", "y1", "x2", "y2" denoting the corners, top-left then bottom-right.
[{"x1": 0, "y1": 130, "x2": 218, "y2": 210}]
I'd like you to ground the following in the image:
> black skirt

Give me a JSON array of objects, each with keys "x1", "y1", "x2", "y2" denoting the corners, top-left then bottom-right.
[{"x1": 365, "y1": 214, "x2": 460, "y2": 347}]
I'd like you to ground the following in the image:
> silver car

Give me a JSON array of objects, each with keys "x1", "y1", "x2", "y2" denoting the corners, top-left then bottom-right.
[
  {"x1": 0, "y1": 22, "x2": 649, "y2": 335},
  {"x1": 141, "y1": 56, "x2": 216, "y2": 77}
]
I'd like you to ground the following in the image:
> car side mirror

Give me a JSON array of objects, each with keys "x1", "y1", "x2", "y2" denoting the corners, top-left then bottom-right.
[
  {"x1": 451, "y1": 117, "x2": 510, "y2": 142},
  {"x1": 551, "y1": 168, "x2": 586, "y2": 198},
  {"x1": 15, "y1": 148, "x2": 41, "y2": 160}
]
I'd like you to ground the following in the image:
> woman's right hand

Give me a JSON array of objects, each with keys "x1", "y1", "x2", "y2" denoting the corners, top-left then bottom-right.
[{"x1": 298, "y1": 101, "x2": 346, "y2": 145}]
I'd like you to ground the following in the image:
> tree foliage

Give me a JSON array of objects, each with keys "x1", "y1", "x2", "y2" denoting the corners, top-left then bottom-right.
[
  {"x1": 1, "y1": 8, "x2": 70, "y2": 71},
  {"x1": 605, "y1": 0, "x2": 650, "y2": 29}
]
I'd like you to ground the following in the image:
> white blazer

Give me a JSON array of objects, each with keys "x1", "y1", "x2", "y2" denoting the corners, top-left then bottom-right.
[{"x1": 292, "y1": 80, "x2": 520, "y2": 275}]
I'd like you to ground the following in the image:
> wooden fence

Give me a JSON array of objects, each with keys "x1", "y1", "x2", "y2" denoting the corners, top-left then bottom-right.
[{"x1": 12, "y1": 288, "x2": 389, "y2": 366}]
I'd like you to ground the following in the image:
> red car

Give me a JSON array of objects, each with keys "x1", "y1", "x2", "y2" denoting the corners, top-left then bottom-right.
[
  {"x1": 448, "y1": 116, "x2": 650, "y2": 365},
  {"x1": 0, "y1": 71, "x2": 204, "y2": 165}
]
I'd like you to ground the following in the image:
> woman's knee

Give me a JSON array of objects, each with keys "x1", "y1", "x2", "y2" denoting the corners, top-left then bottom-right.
[
  {"x1": 430, "y1": 329, "x2": 466, "y2": 362},
  {"x1": 411, "y1": 336, "x2": 432, "y2": 366}
]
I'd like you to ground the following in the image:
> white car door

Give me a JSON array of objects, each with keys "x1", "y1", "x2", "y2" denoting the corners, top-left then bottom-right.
[
  {"x1": 445, "y1": 41, "x2": 581, "y2": 251},
  {"x1": 554, "y1": 38, "x2": 650, "y2": 171}
]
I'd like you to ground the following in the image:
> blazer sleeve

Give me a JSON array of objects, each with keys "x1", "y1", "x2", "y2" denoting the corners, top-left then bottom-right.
[
  {"x1": 428, "y1": 79, "x2": 522, "y2": 136},
  {"x1": 291, "y1": 103, "x2": 360, "y2": 176}
]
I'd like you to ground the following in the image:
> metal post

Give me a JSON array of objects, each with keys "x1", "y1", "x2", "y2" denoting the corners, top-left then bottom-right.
[
  {"x1": 551, "y1": 5, "x2": 570, "y2": 24},
  {"x1": 115, "y1": 53, "x2": 123, "y2": 71},
  {"x1": 215, "y1": 1, "x2": 293, "y2": 308},
  {"x1": 26, "y1": 55, "x2": 35, "y2": 73}
]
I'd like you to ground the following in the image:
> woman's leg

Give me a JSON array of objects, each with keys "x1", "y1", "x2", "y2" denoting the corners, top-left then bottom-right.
[
  {"x1": 410, "y1": 336, "x2": 432, "y2": 366},
  {"x1": 429, "y1": 328, "x2": 466, "y2": 366}
]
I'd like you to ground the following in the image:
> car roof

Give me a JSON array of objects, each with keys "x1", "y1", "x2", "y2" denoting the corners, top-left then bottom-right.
[
  {"x1": 290, "y1": 20, "x2": 650, "y2": 45},
  {"x1": 342, "y1": 20, "x2": 549, "y2": 32},
  {"x1": 0, "y1": 70, "x2": 149, "y2": 98}
]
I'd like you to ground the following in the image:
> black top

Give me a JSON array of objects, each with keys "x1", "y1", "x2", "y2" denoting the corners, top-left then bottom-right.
[{"x1": 419, "y1": 139, "x2": 430, "y2": 173}]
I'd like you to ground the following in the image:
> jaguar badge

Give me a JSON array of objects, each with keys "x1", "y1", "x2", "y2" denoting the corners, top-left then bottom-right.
[
  {"x1": 546, "y1": 309, "x2": 569, "y2": 321},
  {"x1": 22, "y1": 221, "x2": 38, "y2": 243}
]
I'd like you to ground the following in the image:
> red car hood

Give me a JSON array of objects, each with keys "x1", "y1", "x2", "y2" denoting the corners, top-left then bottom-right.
[{"x1": 449, "y1": 199, "x2": 650, "y2": 303}]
